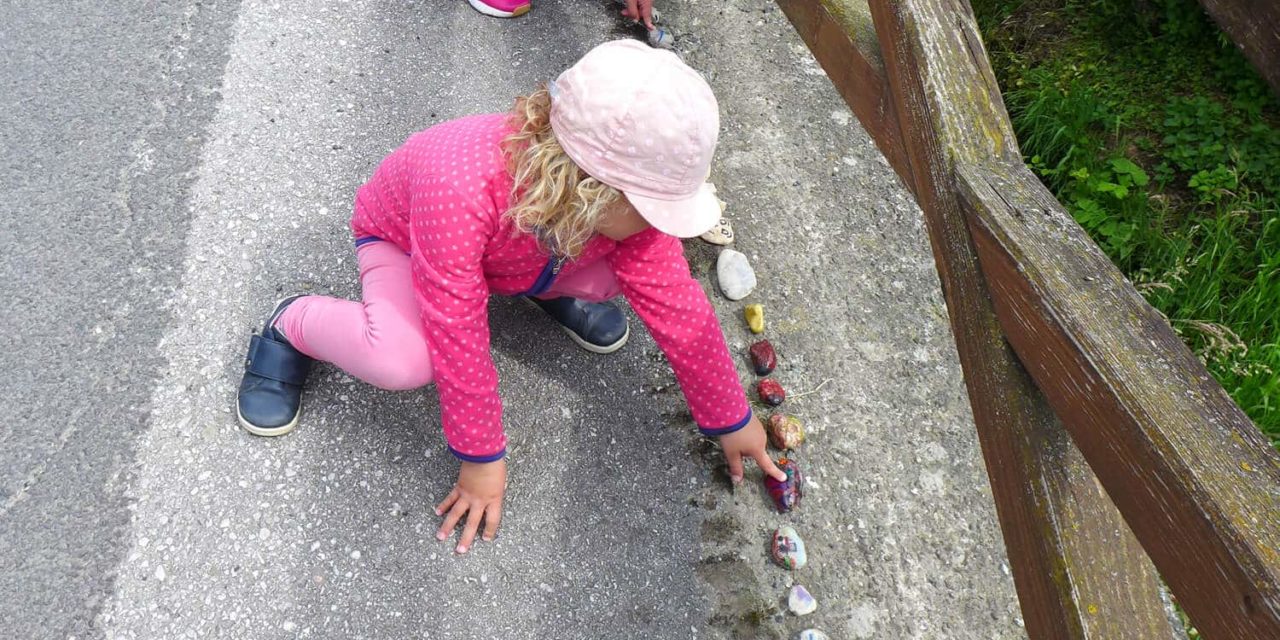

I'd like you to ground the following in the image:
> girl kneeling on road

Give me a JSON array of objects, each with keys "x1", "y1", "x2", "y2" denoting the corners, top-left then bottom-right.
[{"x1": 235, "y1": 40, "x2": 785, "y2": 554}]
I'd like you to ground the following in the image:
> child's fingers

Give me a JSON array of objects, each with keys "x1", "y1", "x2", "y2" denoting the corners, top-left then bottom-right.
[
  {"x1": 726, "y1": 449, "x2": 745, "y2": 484},
  {"x1": 640, "y1": 0, "x2": 654, "y2": 30},
  {"x1": 482, "y1": 503, "x2": 502, "y2": 542},
  {"x1": 622, "y1": 0, "x2": 638, "y2": 21},
  {"x1": 456, "y1": 506, "x2": 484, "y2": 554},
  {"x1": 434, "y1": 488, "x2": 460, "y2": 517},
  {"x1": 754, "y1": 450, "x2": 788, "y2": 482},
  {"x1": 437, "y1": 500, "x2": 469, "y2": 541}
]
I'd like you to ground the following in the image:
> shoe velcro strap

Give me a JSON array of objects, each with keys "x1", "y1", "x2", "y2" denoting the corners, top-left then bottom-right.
[{"x1": 246, "y1": 333, "x2": 311, "y2": 386}]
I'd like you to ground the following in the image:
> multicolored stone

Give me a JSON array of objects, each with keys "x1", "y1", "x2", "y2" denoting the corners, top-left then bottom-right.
[
  {"x1": 771, "y1": 525, "x2": 807, "y2": 570},
  {"x1": 766, "y1": 414, "x2": 805, "y2": 450},
  {"x1": 764, "y1": 457, "x2": 804, "y2": 513}
]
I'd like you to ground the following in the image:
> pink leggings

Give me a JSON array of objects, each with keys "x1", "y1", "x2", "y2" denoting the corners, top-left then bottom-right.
[{"x1": 274, "y1": 240, "x2": 620, "y2": 391}]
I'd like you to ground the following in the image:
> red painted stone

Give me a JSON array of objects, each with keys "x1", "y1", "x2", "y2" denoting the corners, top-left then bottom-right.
[
  {"x1": 748, "y1": 340, "x2": 777, "y2": 376},
  {"x1": 757, "y1": 378, "x2": 786, "y2": 407}
]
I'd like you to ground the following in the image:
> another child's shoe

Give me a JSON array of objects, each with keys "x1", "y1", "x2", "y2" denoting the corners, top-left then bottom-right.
[
  {"x1": 467, "y1": 0, "x2": 531, "y2": 18},
  {"x1": 529, "y1": 297, "x2": 629, "y2": 354},
  {"x1": 236, "y1": 297, "x2": 313, "y2": 437}
]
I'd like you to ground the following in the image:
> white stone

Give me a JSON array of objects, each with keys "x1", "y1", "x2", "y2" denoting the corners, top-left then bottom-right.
[
  {"x1": 798, "y1": 630, "x2": 830, "y2": 640},
  {"x1": 716, "y1": 249, "x2": 757, "y2": 301},
  {"x1": 788, "y1": 584, "x2": 817, "y2": 616}
]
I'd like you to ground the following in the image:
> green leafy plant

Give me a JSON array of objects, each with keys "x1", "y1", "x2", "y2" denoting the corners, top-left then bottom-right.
[
  {"x1": 972, "y1": 0, "x2": 1280, "y2": 449},
  {"x1": 1188, "y1": 164, "x2": 1237, "y2": 203}
]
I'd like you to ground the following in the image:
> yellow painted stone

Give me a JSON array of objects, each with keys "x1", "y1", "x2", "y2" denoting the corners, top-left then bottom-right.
[{"x1": 745, "y1": 304, "x2": 765, "y2": 334}]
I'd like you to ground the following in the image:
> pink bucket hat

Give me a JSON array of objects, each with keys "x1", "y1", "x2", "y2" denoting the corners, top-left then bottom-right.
[{"x1": 549, "y1": 40, "x2": 721, "y2": 238}]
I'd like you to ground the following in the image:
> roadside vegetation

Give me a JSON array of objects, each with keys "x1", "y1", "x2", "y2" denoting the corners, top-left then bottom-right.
[{"x1": 971, "y1": 0, "x2": 1279, "y2": 460}]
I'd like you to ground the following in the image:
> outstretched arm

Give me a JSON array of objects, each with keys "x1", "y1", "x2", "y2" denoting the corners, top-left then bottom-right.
[{"x1": 609, "y1": 229, "x2": 786, "y2": 483}]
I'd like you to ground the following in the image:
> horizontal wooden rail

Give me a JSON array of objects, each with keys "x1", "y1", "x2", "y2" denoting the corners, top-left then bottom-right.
[{"x1": 961, "y1": 161, "x2": 1280, "y2": 637}]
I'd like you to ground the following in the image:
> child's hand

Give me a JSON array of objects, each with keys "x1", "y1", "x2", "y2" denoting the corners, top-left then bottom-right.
[
  {"x1": 719, "y1": 416, "x2": 788, "y2": 484},
  {"x1": 622, "y1": 0, "x2": 656, "y2": 30},
  {"x1": 435, "y1": 459, "x2": 507, "y2": 554}
]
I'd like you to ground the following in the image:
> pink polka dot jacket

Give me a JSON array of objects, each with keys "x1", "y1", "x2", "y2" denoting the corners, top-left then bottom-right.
[{"x1": 349, "y1": 114, "x2": 751, "y2": 462}]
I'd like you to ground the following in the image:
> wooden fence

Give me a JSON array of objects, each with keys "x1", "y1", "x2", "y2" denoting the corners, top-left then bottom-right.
[{"x1": 773, "y1": 0, "x2": 1280, "y2": 637}]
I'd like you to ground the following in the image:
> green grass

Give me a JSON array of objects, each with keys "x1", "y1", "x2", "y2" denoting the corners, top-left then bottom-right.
[{"x1": 971, "y1": 0, "x2": 1280, "y2": 452}]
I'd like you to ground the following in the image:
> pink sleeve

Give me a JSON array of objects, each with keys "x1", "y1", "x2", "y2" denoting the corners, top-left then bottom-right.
[
  {"x1": 608, "y1": 229, "x2": 753, "y2": 435},
  {"x1": 350, "y1": 144, "x2": 413, "y2": 250},
  {"x1": 410, "y1": 179, "x2": 506, "y2": 462}
]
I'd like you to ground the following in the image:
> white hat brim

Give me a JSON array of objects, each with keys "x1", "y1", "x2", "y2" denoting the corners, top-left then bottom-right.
[{"x1": 624, "y1": 183, "x2": 721, "y2": 239}]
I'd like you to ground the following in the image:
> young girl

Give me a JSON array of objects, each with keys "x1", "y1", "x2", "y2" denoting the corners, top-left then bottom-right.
[{"x1": 236, "y1": 40, "x2": 785, "y2": 555}]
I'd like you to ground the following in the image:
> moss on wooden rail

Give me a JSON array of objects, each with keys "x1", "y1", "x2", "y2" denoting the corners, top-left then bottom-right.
[{"x1": 815, "y1": 0, "x2": 882, "y2": 69}]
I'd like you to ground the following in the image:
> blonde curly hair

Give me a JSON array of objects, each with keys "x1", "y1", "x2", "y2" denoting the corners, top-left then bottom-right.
[{"x1": 502, "y1": 85, "x2": 623, "y2": 259}]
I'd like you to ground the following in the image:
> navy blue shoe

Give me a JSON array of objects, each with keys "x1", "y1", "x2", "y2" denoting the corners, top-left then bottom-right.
[
  {"x1": 236, "y1": 296, "x2": 313, "y2": 436},
  {"x1": 528, "y1": 297, "x2": 629, "y2": 354}
]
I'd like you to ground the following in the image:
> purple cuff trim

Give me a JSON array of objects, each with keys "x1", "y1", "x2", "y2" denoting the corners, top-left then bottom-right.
[
  {"x1": 698, "y1": 408, "x2": 753, "y2": 437},
  {"x1": 354, "y1": 235, "x2": 385, "y2": 247},
  {"x1": 448, "y1": 446, "x2": 506, "y2": 463}
]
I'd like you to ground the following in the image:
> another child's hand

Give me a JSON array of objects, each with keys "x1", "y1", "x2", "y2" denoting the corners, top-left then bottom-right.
[
  {"x1": 622, "y1": 0, "x2": 656, "y2": 30},
  {"x1": 435, "y1": 459, "x2": 507, "y2": 554},
  {"x1": 719, "y1": 416, "x2": 787, "y2": 484}
]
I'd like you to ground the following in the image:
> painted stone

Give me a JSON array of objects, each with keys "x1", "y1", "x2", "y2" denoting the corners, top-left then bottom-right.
[
  {"x1": 767, "y1": 414, "x2": 805, "y2": 450},
  {"x1": 798, "y1": 630, "x2": 830, "y2": 640},
  {"x1": 749, "y1": 340, "x2": 777, "y2": 375},
  {"x1": 758, "y1": 379, "x2": 786, "y2": 407},
  {"x1": 745, "y1": 304, "x2": 765, "y2": 334},
  {"x1": 788, "y1": 584, "x2": 817, "y2": 616},
  {"x1": 765, "y1": 457, "x2": 804, "y2": 513},
  {"x1": 716, "y1": 249, "x2": 757, "y2": 301},
  {"x1": 699, "y1": 217, "x2": 735, "y2": 246},
  {"x1": 771, "y1": 525, "x2": 807, "y2": 570},
  {"x1": 648, "y1": 27, "x2": 675, "y2": 49}
]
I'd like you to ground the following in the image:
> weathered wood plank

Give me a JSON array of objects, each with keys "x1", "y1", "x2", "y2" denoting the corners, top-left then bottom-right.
[
  {"x1": 863, "y1": 0, "x2": 1178, "y2": 637},
  {"x1": 1196, "y1": 0, "x2": 1280, "y2": 96},
  {"x1": 961, "y1": 161, "x2": 1280, "y2": 638},
  {"x1": 775, "y1": 0, "x2": 912, "y2": 181}
]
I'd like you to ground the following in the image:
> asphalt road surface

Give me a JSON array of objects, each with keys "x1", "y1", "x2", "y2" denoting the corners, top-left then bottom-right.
[{"x1": 0, "y1": 1, "x2": 1025, "y2": 638}]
